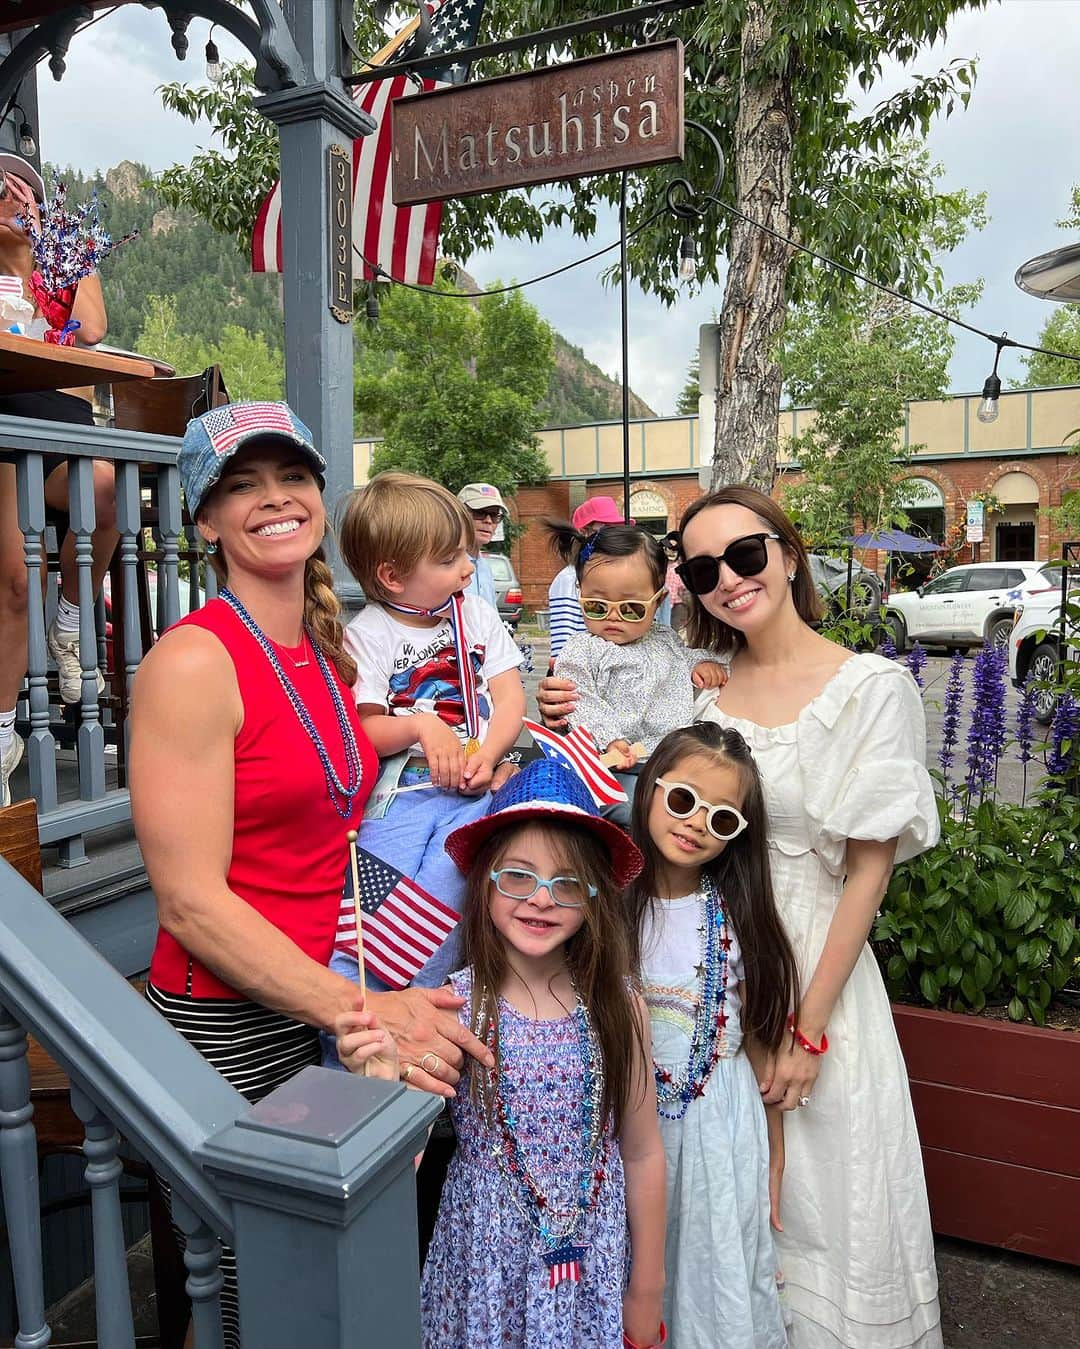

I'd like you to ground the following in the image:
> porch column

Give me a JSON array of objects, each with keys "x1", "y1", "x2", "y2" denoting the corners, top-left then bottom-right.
[
  {"x1": 256, "y1": 4, "x2": 375, "y2": 547},
  {"x1": 198, "y1": 1065, "x2": 442, "y2": 1348}
]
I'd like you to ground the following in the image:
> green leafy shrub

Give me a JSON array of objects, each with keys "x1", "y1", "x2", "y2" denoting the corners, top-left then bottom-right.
[{"x1": 874, "y1": 788, "x2": 1080, "y2": 1025}]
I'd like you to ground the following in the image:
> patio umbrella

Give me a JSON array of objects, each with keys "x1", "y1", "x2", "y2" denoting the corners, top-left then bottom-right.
[
  {"x1": 844, "y1": 529, "x2": 941, "y2": 553},
  {"x1": 1014, "y1": 241, "x2": 1080, "y2": 303}
]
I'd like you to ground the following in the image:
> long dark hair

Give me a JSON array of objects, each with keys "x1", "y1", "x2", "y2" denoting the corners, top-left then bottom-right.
[
  {"x1": 460, "y1": 819, "x2": 643, "y2": 1132},
  {"x1": 627, "y1": 724, "x2": 799, "y2": 1053},
  {"x1": 678, "y1": 484, "x2": 823, "y2": 659},
  {"x1": 545, "y1": 521, "x2": 666, "y2": 590}
]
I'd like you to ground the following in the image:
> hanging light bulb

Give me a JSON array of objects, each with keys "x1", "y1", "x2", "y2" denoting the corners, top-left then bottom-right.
[
  {"x1": 678, "y1": 233, "x2": 697, "y2": 282},
  {"x1": 205, "y1": 28, "x2": 222, "y2": 84},
  {"x1": 17, "y1": 118, "x2": 36, "y2": 159},
  {"x1": 365, "y1": 283, "x2": 380, "y2": 322},
  {"x1": 976, "y1": 334, "x2": 1007, "y2": 424},
  {"x1": 976, "y1": 373, "x2": 1001, "y2": 424}
]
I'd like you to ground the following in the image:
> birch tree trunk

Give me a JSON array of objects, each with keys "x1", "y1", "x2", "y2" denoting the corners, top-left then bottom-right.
[{"x1": 710, "y1": 0, "x2": 796, "y2": 492}]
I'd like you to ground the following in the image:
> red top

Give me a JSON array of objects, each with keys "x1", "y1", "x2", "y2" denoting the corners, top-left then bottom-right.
[{"x1": 148, "y1": 597, "x2": 377, "y2": 999}]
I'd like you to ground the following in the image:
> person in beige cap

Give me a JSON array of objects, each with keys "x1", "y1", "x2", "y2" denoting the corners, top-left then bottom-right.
[{"x1": 457, "y1": 481, "x2": 507, "y2": 611}]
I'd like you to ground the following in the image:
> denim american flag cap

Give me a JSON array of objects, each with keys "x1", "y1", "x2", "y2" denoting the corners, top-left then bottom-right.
[
  {"x1": 179, "y1": 400, "x2": 327, "y2": 517},
  {"x1": 444, "y1": 757, "x2": 644, "y2": 888}
]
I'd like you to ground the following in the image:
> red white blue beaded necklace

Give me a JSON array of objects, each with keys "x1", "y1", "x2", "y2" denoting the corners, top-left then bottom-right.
[
  {"x1": 653, "y1": 873, "x2": 731, "y2": 1120},
  {"x1": 220, "y1": 587, "x2": 363, "y2": 819},
  {"x1": 483, "y1": 994, "x2": 610, "y2": 1291}
]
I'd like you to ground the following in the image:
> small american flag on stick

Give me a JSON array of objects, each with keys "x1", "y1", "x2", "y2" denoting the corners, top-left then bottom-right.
[
  {"x1": 335, "y1": 846, "x2": 459, "y2": 990},
  {"x1": 523, "y1": 720, "x2": 628, "y2": 808},
  {"x1": 202, "y1": 402, "x2": 297, "y2": 457}
]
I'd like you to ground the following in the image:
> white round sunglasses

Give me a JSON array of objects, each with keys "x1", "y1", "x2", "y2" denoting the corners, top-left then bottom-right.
[{"x1": 655, "y1": 778, "x2": 748, "y2": 841}]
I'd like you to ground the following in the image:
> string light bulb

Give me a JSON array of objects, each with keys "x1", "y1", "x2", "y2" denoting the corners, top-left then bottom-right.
[
  {"x1": 678, "y1": 232, "x2": 697, "y2": 282},
  {"x1": 977, "y1": 335, "x2": 1007, "y2": 424},
  {"x1": 9, "y1": 102, "x2": 35, "y2": 158},
  {"x1": 205, "y1": 28, "x2": 222, "y2": 84}
]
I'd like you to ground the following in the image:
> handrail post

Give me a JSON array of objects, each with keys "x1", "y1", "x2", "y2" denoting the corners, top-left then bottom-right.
[{"x1": 198, "y1": 1065, "x2": 441, "y2": 1349}]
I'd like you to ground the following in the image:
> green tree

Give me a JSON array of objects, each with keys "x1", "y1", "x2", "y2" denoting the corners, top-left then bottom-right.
[
  {"x1": 156, "y1": 2, "x2": 986, "y2": 485},
  {"x1": 675, "y1": 357, "x2": 699, "y2": 416},
  {"x1": 780, "y1": 291, "x2": 958, "y2": 545},
  {"x1": 1015, "y1": 183, "x2": 1080, "y2": 389},
  {"x1": 135, "y1": 295, "x2": 284, "y2": 401},
  {"x1": 357, "y1": 272, "x2": 553, "y2": 494},
  {"x1": 1015, "y1": 306, "x2": 1080, "y2": 388}
]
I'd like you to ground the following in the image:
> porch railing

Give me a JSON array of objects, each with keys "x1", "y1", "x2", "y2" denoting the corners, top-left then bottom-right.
[
  {"x1": 0, "y1": 856, "x2": 442, "y2": 1346},
  {"x1": 0, "y1": 412, "x2": 205, "y2": 866}
]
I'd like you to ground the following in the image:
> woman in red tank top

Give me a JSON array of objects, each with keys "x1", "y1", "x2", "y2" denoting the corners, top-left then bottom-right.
[{"x1": 129, "y1": 403, "x2": 491, "y2": 1097}]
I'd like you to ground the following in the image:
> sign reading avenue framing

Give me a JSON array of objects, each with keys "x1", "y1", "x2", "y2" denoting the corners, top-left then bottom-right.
[{"x1": 392, "y1": 41, "x2": 684, "y2": 206}]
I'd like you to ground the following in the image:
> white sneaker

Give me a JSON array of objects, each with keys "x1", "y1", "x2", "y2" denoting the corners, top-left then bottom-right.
[
  {"x1": 0, "y1": 733, "x2": 23, "y2": 808},
  {"x1": 47, "y1": 623, "x2": 106, "y2": 705}
]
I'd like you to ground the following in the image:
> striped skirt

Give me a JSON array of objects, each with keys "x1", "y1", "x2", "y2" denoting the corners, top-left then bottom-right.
[{"x1": 145, "y1": 982, "x2": 321, "y2": 1348}]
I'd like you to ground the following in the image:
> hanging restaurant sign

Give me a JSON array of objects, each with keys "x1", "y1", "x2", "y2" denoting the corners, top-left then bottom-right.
[{"x1": 391, "y1": 41, "x2": 684, "y2": 206}]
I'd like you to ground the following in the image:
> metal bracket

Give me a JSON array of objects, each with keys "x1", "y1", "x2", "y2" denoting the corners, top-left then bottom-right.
[{"x1": 345, "y1": 0, "x2": 704, "y2": 86}]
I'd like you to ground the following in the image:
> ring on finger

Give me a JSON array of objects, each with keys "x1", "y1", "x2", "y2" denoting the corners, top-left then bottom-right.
[
  {"x1": 402, "y1": 1063, "x2": 416, "y2": 1083},
  {"x1": 420, "y1": 1051, "x2": 442, "y2": 1075},
  {"x1": 798, "y1": 1095, "x2": 811, "y2": 1107}
]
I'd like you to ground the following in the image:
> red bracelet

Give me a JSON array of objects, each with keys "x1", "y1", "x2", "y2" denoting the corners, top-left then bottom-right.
[
  {"x1": 623, "y1": 1323, "x2": 667, "y2": 1349},
  {"x1": 788, "y1": 1014, "x2": 828, "y2": 1055}
]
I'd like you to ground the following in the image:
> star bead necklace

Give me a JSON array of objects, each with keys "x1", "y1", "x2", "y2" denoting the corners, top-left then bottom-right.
[
  {"x1": 484, "y1": 994, "x2": 609, "y2": 1291},
  {"x1": 220, "y1": 587, "x2": 363, "y2": 818},
  {"x1": 653, "y1": 873, "x2": 731, "y2": 1121}
]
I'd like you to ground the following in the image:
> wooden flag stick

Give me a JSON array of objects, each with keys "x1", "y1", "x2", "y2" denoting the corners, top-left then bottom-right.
[
  {"x1": 346, "y1": 829, "x2": 367, "y2": 1007},
  {"x1": 359, "y1": 13, "x2": 422, "y2": 73}
]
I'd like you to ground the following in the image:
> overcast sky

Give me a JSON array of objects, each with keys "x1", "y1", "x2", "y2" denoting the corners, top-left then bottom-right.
[{"x1": 33, "y1": 0, "x2": 1080, "y2": 415}]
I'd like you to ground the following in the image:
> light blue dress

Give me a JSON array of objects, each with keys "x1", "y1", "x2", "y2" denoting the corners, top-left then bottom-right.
[{"x1": 642, "y1": 892, "x2": 788, "y2": 1349}]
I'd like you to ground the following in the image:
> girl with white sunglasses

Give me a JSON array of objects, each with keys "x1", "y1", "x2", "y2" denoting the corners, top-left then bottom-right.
[{"x1": 627, "y1": 723, "x2": 800, "y2": 1348}]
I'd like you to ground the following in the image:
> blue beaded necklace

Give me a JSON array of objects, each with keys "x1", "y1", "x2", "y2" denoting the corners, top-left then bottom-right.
[
  {"x1": 219, "y1": 587, "x2": 363, "y2": 819},
  {"x1": 484, "y1": 995, "x2": 610, "y2": 1291},
  {"x1": 653, "y1": 873, "x2": 730, "y2": 1120}
]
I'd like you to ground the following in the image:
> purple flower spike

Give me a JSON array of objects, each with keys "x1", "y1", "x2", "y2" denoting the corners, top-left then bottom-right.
[
  {"x1": 880, "y1": 632, "x2": 898, "y2": 660},
  {"x1": 905, "y1": 642, "x2": 928, "y2": 688},
  {"x1": 1015, "y1": 677, "x2": 1036, "y2": 767},
  {"x1": 938, "y1": 650, "x2": 965, "y2": 783},
  {"x1": 965, "y1": 643, "x2": 1007, "y2": 797},
  {"x1": 1047, "y1": 690, "x2": 1080, "y2": 779}
]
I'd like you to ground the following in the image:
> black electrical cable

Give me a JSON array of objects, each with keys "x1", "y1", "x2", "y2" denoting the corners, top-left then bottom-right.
[
  {"x1": 355, "y1": 186, "x2": 1080, "y2": 370},
  {"x1": 353, "y1": 202, "x2": 669, "y2": 297}
]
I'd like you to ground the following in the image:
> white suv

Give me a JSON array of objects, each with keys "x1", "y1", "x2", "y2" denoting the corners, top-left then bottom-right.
[
  {"x1": 1008, "y1": 570, "x2": 1080, "y2": 723},
  {"x1": 884, "y1": 562, "x2": 1053, "y2": 653}
]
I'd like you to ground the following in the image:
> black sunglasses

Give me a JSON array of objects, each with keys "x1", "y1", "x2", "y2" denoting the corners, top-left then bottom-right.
[{"x1": 675, "y1": 532, "x2": 780, "y2": 596}]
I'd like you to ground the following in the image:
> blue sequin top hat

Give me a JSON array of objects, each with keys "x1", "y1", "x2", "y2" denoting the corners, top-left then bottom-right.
[
  {"x1": 179, "y1": 400, "x2": 327, "y2": 518},
  {"x1": 445, "y1": 757, "x2": 644, "y2": 888}
]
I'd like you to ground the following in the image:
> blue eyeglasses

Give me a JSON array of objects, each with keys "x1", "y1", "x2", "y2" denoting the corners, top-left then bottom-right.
[{"x1": 489, "y1": 867, "x2": 596, "y2": 909}]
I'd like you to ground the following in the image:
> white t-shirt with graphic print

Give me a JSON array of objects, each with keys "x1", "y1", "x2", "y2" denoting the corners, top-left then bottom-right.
[{"x1": 345, "y1": 594, "x2": 523, "y2": 754}]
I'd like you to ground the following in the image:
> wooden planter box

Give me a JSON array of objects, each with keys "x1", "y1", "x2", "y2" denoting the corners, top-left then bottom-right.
[{"x1": 893, "y1": 1003, "x2": 1080, "y2": 1266}]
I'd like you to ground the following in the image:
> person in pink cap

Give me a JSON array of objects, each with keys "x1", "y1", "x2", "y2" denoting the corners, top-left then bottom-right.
[{"x1": 546, "y1": 496, "x2": 629, "y2": 668}]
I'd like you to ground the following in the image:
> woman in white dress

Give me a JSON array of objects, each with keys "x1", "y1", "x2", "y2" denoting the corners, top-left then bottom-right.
[{"x1": 675, "y1": 485, "x2": 942, "y2": 1348}]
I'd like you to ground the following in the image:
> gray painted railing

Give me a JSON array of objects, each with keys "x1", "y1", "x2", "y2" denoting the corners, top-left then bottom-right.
[
  {"x1": 0, "y1": 412, "x2": 204, "y2": 866},
  {"x1": 0, "y1": 858, "x2": 442, "y2": 1345}
]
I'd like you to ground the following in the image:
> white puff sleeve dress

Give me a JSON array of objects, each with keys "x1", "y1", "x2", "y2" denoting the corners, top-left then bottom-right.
[{"x1": 694, "y1": 654, "x2": 943, "y2": 1349}]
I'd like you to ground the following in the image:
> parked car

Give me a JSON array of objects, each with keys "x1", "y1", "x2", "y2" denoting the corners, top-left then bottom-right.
[
  {"x1": 482, "y1": 551, "x2": 523, "y2": 628},
  {"x1": 808, "y1": 554, "x2": 883, "y2": 618},
  {"x1": 884, "y1": 562, "x2": 1052, "y2": 654},
  {"x1": 1008, "y1": 568, "x2": 1080, "y2": 723}
]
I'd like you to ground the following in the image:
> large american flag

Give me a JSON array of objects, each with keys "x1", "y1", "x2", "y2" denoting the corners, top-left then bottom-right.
[
  {"x1": 252, "y1": 0, "x2": 486, "y2": 283},
  {"x1": 335, "y1": 846, "x2": 460, "y2": 990},
  {"x1": 523, "y1": 720, "x2": 629, "y2": 809},
  {"x1": 202, "y1": 401, "x2": 296, "y2": 456}
]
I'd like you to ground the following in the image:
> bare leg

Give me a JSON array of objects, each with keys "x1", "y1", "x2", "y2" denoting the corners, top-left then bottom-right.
[
  {"x1": 44, "y1": 458, "x2": 119, "y2": 601},
  {"x1": 0, "y1": 461, "x2": 29, "y2": 710}
]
